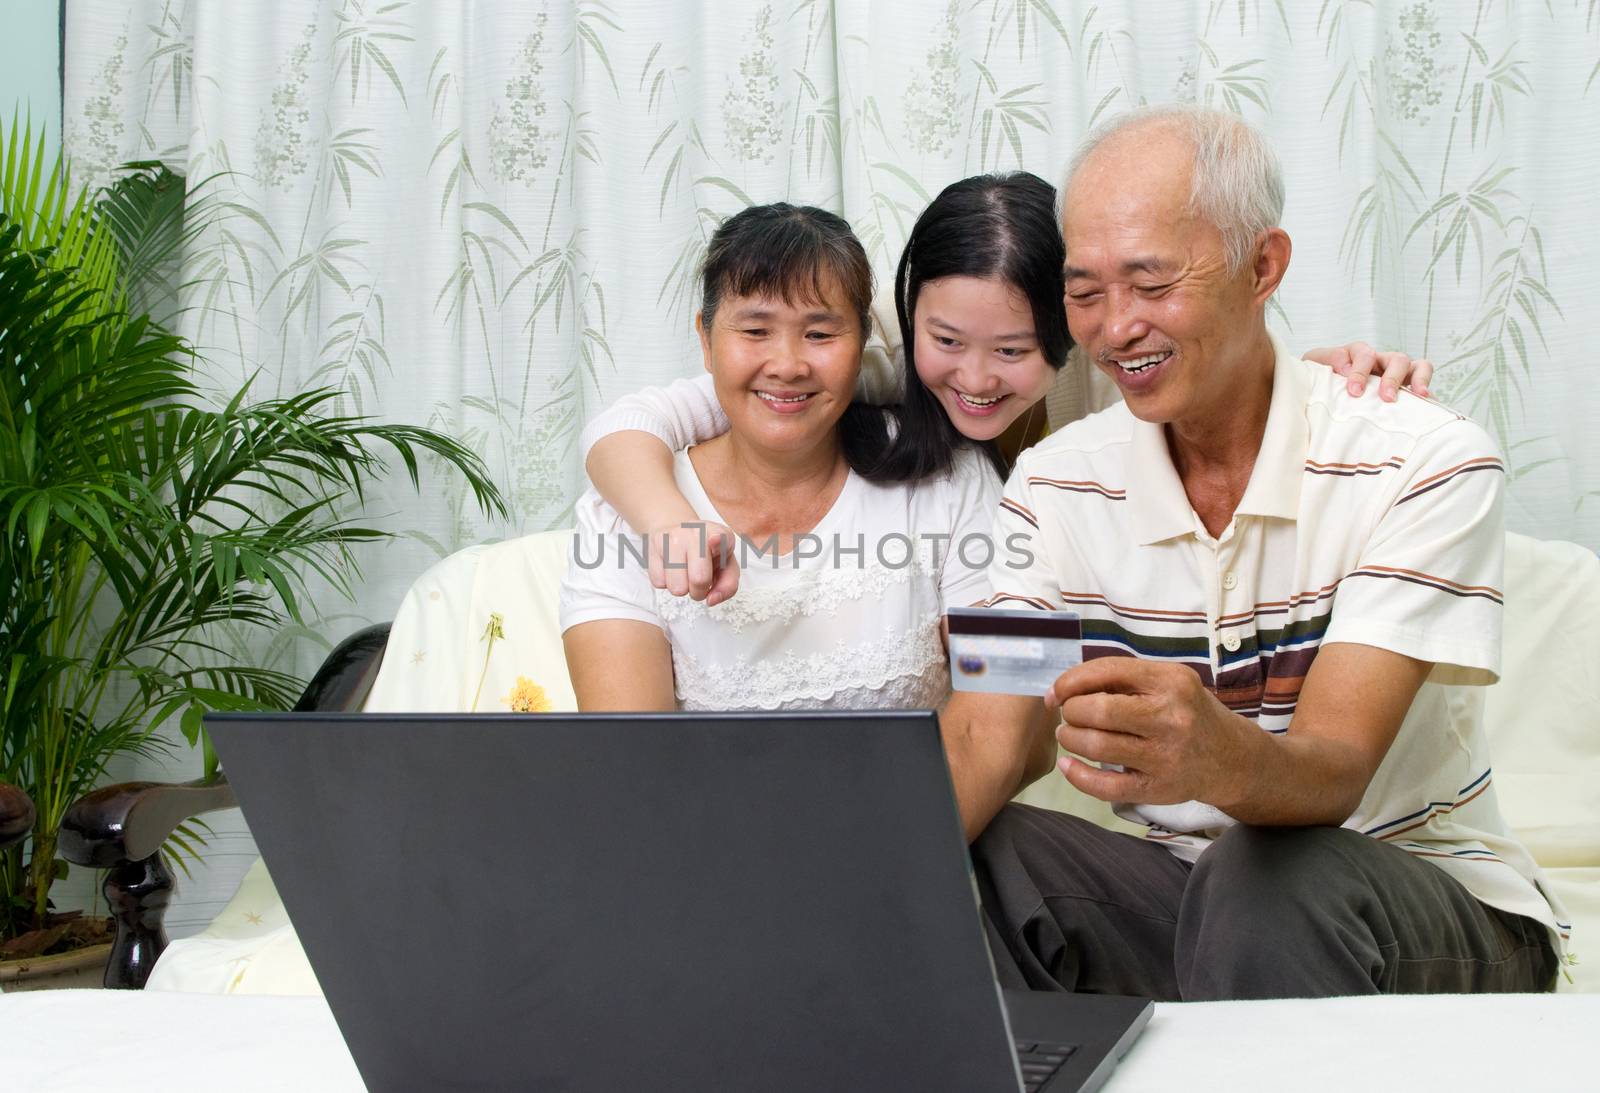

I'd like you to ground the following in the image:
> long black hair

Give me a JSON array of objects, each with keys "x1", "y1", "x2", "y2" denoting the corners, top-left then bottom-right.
[
  {"x1": 700, "y1": 202, "x2": 892, "y2": 476},
  {"x1": 872, "y1": 172, "x2": 1072, "y2": 482}
]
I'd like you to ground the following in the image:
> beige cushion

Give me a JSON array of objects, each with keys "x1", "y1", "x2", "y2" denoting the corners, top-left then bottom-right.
[
  {"x1": 144, "y1": 859, "x2": 322, "y2": 996},
  {"x1": 362, "y1": 529, "x2": 578, "y2": 714},
  {"x1": 1544, "y1": 868, "x2": 1599, "y2": 992},
  {"x1": 1482, "y1": 533, "x2": 1600, "y2": 869}
]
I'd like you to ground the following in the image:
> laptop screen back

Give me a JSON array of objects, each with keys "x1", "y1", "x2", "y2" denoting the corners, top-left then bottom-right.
[{"x1": 209, "y1": 711, "x2": 1023, "y2": 1092}]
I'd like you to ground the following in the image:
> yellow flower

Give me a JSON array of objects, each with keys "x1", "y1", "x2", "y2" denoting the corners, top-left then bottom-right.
[{"x1": 505, "y1": 675, "x2": 553, "y2": 713}]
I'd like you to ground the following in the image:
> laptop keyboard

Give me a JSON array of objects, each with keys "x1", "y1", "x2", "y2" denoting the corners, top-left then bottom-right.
[{"x1": 1014, "y1": 1040, "x2": 1079, "y2": 1092}]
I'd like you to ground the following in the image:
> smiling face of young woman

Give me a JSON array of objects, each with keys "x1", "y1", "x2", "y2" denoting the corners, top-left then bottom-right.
[{"x1": 910, "y1": 274, "x2": 1057, "y2": 443}]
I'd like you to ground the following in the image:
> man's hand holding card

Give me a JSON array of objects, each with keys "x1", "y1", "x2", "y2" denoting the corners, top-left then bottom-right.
[
  {"x1": 947, "y1": 609, "x2": 1253, "y2": 815},
  {"x1": 1044, "y1": 658, "x2": 1254, "y2": 811}
]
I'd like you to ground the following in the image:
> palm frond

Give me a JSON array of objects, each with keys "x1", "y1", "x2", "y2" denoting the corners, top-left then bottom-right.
[{"x1": 2, "y1": 124, "x2": 509, "y2": 936}]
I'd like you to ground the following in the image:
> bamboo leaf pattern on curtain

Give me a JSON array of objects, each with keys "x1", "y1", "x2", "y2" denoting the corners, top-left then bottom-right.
[{"x1": 59, "y1": 0, "x2": 1600, "y2": 626}]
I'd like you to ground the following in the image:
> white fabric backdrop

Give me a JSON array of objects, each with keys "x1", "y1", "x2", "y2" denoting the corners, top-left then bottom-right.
[{"x1": 60, "y1": 0, "x2": 1600, "y2": 929}]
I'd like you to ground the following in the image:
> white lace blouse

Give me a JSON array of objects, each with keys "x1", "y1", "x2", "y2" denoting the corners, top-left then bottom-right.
[{"x1": 559, "y1": 448, "x2": 1000, "y2": 711}]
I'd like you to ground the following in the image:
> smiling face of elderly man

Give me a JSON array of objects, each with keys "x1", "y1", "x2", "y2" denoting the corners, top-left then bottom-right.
[{"x1": 1061, "y1": 117, "x2": 1293, "y2": 451}]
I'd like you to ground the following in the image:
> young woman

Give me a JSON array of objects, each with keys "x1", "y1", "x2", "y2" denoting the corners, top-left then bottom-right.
[
  {"x1": 580, "y1": 172, "x2": 1430, "y2": 606},
  {"x1": 559, "y1": 203, "x2": 998, "y2": 711}
]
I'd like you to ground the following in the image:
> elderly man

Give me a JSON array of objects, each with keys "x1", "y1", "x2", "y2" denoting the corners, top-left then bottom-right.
[{"x1": 939, "y1": 105, "x2": 1568, "y2": 1001}]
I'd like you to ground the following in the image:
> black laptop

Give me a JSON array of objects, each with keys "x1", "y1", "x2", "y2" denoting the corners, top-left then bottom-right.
[{"x1": 208, "y1": 710, "x2": 1151, "y2": 1092}]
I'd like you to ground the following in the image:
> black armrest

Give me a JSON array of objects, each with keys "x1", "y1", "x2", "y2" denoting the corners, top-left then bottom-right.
[
  {"x1": 0, "y1": 782, "x2": 33, "y2": 851},
  {"x1": 59, "y1": 778, "x2": 238, "y2": 868},
  {"x1": 56, "y1": 622, "x2": 392, "y2": 988},
  {"x1": 54, "y1": 778, "x2": 237, "y2": 992},
  {"x1": 293, "y1": 623, "x2": 392, "y2": 713}
]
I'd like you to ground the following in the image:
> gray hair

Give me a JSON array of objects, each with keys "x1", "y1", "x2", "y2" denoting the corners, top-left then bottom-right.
[{"x1": 1060, "y1": 104, "x2": 1285, "y2": 275}]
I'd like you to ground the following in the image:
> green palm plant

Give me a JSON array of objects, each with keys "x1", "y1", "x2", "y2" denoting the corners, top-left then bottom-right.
[{"x1": 0, "y1": 117, "x2": 507, "y2": 951}]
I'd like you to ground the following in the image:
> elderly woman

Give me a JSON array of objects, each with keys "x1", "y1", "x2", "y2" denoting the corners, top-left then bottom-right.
[{"x1": 559, "y1": 203, "x2": 997, "y2": 711}]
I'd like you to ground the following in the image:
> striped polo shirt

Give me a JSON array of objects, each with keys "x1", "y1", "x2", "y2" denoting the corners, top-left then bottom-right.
[{"x1": 988, "y1": 338, "x2": 1570, "y2": 962}]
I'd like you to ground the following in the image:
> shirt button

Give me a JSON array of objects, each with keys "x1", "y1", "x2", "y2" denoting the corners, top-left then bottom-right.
[
  {"x1": 1222, "y1": 632, "x2": 1242, "y2": 653},
  {"x1": 1222, "y1": 571, "x2": 1238, "y2": 590}
]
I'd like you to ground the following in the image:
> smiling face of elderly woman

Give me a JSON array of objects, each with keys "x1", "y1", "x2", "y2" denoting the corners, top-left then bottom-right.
[{"x1": 694, "y1": 204, "x2": 873, "y2": 462}]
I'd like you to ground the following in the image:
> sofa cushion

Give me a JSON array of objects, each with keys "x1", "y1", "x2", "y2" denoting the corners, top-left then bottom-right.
[
  {"x1": 362, "y1": 529, "x2": 578, "y2": 715},
  {"x1": 1482, "y1": 534, "x2": 1600, "y2": 869}
]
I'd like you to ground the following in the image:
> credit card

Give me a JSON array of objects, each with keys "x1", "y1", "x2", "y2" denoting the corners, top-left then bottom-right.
[{"x1": 947, "y1": 606, "x2": 1083, "y2": 696}]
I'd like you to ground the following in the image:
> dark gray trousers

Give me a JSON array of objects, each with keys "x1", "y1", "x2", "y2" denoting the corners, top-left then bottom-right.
[{"x1": 971, "y1": 804, "x2": 1557, "y2": 1001}]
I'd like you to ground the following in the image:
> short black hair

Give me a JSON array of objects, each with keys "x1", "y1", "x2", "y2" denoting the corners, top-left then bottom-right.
[{"x1": 701, "y1": 203, "x2": 873, "y2": 337}]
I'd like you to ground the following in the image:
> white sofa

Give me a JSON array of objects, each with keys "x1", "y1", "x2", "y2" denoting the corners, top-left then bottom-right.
[{"x1": 145, "y1": 528, "x2": 1598, "y2": 997}]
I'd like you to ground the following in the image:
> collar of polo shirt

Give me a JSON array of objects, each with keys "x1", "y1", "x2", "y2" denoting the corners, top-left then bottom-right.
[{"x1": 1127, "y1": 333, "x2": 1310, "y2": 545}]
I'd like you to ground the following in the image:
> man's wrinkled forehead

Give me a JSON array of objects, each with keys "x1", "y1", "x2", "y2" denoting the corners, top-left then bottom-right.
[{"x1": 1062, "y1": 129, "x2": 1200, "y2": 270}]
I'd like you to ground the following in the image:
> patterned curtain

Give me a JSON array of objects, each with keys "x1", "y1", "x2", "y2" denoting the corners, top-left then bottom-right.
[{"x1": 62, "y1": 0, "x2": 1600, "y2": 930}]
